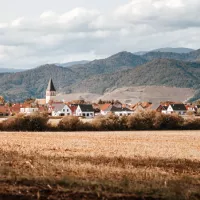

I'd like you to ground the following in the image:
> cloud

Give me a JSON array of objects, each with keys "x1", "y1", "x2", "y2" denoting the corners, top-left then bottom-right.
[
  {"x1": 115, "y1": 0, "x2": 200, "y2": 30},
  {"x1": 11, "y1": 17, "x2": 24, "y2": 27},
  {"x1": 0, "y1": 1, "x2": 200, "y2": 69}
]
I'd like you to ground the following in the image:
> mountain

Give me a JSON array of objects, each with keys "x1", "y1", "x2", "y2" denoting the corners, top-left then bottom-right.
[
  {"x1": 57, "y1": 60, "x2": 90, "y2": 67},
  {"x1": 142, "y1": 49, "x2": 200, "y2": 62},
  {"x1": 134, "y1": 47, "x2": 194, "y2": 56},
  {"x1": 68, "y1": 59, "x2": 200, "y2": 94},
  {"x1": 1, "y1": 50, "x2": 200, "y2": 102},
  {"x1": 0, "y1": 52, "x2": 147, "y2": 101},
  {"x1": 71, "y1": 51, "x2": 147, "y2": 76},
  {"x1": 0, "y1": 68, "x2": 24, "y2": 73},
  {"x1": 134, "y1": 51, "x2": 148, "y2": 56},
  {"x1": 151, "y1": 47, "x2": 194, "y2": 54}
]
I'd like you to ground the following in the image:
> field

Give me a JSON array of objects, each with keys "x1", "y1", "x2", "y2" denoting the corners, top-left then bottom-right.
[{"x1": 1, "y1": 131, "x2": 200, "y2": 199}]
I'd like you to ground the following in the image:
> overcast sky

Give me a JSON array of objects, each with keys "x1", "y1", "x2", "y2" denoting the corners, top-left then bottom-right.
[{"x1": 0, "y1": 0, "x2": 200, "y2": 69}]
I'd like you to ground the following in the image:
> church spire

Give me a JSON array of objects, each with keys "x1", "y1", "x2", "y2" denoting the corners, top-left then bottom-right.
[
  {"x1": 46, "y1": 78, "x2": 56, "y2": 92},
  {"x1": 46, "y1": 78, "x2": 56, "y2": 104}
]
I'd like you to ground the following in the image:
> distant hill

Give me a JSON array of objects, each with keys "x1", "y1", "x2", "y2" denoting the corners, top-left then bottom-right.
[
  {"x1": 0, "y1": 52, "x2": 147, "y2": 101},
  {"x1": 143, "y1": 49, "x2": 200, "y2": 62},
  {"x1": 69, "y1": 59, "x2": 200, "y2": 94},
  {"x1": 71, "y1": 51, "x2": 147, "y2": 76},
  {"x1": 0, "y1": 68, "x2": 24, "y2": 73},
  {"x1": 1, "y1": 50, "x2": 200, "y2": 102},
  {"x1": 134, "y1": 47, "x2": 194, "y2": 56},
  {"x1": 57, "y1": 60, "x2": 90, "y2": 67},
  {"x1": 151, "y1": 47, "x2": 194, "y2": 54}
]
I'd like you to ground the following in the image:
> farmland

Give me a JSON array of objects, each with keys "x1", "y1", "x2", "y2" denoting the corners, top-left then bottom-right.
[{"x1": 1, "y1": 131, "x2": 200, "y2": 199}]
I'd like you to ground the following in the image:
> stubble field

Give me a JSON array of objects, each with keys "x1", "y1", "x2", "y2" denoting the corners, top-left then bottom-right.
[{"x1": 1, "y1": 131, "x2": 200, "y2": 200}]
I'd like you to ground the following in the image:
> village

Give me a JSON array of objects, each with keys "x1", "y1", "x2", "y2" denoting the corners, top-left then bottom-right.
[{"x1": 0, "y1": 78, "x2": 199, "y2": 118}]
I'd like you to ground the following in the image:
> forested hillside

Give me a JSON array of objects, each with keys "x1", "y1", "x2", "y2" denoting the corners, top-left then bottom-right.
[{"x1": 1, "y1": 49, "x2": 200, "y2": 102}]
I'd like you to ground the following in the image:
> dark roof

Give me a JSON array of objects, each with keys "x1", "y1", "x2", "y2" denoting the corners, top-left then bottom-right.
[
  {"x1": 161, "y1": 105, "x2": 168, "y2": 110},
  {"x1": 78, "y1": 104, "x2": 94, "y2": 112},
  {"x1": 170, "y1": 104, "x2": 187, "y2": 111},
  {"x1": 52, "y1": 103, "x2": 66, "y2": 112},
  {"x1": 47, "y1": 78, "x2": 56, "y2": 91},
  {"x1": 105, "y1": 105, "x2": 133, "y2": 112}
]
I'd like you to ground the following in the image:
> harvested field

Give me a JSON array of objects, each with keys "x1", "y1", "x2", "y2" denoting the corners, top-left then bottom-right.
[{"x1": 0, "y1": 131, "x2": 200, "y2": 199}]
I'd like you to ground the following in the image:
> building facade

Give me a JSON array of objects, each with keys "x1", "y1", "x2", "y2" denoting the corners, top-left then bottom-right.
[{"x1": 46, "y1": 78, "x2": 56, "y2": 104}]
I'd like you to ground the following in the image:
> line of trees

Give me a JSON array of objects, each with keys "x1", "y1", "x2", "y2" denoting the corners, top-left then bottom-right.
[{"x1": 1, "y1": 111, "x2": 200, "y2": 131}]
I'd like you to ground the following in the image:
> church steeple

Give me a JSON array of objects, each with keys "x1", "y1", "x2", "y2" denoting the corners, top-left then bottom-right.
[
  {"x1": 46, "y1": 78, "x2": 56, "y2": 104},
  {"x1": 47, "y1": 78, "x2": 56, "y2": 92}
]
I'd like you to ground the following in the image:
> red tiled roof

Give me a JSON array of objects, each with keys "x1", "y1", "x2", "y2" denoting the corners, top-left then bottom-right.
[
  {"x1": 10, "y1": 104, "x2": 21, "y2": 113},
  {"x1": 69, "y1": 105, "x2": 77, "y2": 114},
  {"x1": 36, "y1": 99, "x2": 46, "y2": 105},
  {"x1": 0, "y1": 106, "x2": 10, "y2": 114},
  {"x1": 100, "y1": 104, "x2": 111, "y2": 111}
]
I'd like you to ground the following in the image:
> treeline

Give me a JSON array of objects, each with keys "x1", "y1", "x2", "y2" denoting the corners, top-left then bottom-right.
[{"x1": 1, "y1": 111, "x2": 200, "y2": 132}]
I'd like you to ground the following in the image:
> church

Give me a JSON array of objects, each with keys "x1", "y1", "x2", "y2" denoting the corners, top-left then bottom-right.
[
  {"x1": 35, "y1": 78, "x2": 57, "y2": 105},
  {"x1": 46, "y1": 78, "x2": 57, "y2": 104}
]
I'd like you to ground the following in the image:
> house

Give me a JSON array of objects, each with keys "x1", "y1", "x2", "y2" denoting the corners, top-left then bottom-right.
[
  {"x1": 132, "y1": 102, "x2": 152, "y2": 113},
  {"x1": 185, "y1": 104, "x2": 196, "y2": 113},
  {"x1": 70, "y1": 105, "x2": 78, "y2": 116},
  {"x1": 100, "y1": 104, "x2": 112, "y2": 116},
  {"x1": 101, "y1": 105, "x2": 134, "y2": 116},
  {"x1": 167, "y1": 104, "x2": 187, "y2": 115},
  {"x1": 20, "y1": 106, "x2": 39, "y2": 114},
  {"x1": 76, "y1": 104, "x2": 94, "y2": 118},
  {"x1": 10, "y1": 103, "x2": 21, "y2": 115},
  {"x1": 0, "y1": 106, "x2": 10, "y2": 116},
  {"x1": 156, "y1": 105, "x2": 168, "y2": 114},
  {"x1": 111, "y1": 106, "x2": 134, "y2": 116},
  {"x1": 195, "y1": 105, "x2": 200, "y2": 114},
  {"x1": 92, "y1": 103, "x2": 101, "y2": 115},
  {"x1": 35, "y1": 98, "x2": 46, "y2": 106},
  {"x1": 113, "y1": 101, "x2": 123, "y2": 108},
  {"x1": 50, "y1": 103, "x2": 72, "y2": 116}
]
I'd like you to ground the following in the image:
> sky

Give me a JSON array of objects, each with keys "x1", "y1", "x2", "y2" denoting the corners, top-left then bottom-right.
[{"x1": 0, "y1": 0, "x2": 200, "y2": 69}]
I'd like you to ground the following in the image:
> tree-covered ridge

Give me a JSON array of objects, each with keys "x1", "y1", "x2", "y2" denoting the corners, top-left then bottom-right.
[{"x1": 1, "y1": 49, "x2": 200, "y2": 102}]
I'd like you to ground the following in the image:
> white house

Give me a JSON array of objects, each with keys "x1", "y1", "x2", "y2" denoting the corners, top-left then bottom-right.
[
  {"x1": 167, "y1": 104, "x2": 187, "y2": 115},
  {"x1": 76, "y1": 104, "x2": 94, "y2": 118},
  {"x1": 110, "y1": 106, "x2": 134, "y2": 116},
  {"x1": 20, "y1": 107, "x2": 39, "y2": 114},
  {"x1": 156, "y1": 105, "x2": 168, "y2": 114},
  {"x1": 100, "y1": 104, "x2": 112, "y2": 116},
  {"x1": 101, "y1": 105, "x2": 134, "y2": 116},
  {"x1": 51, "y1": 103, "x2": 72, "y2": 116}
]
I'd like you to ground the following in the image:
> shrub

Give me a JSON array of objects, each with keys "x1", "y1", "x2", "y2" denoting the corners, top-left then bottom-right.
[
  {"x1": 0, "y1": 122, "x2": 3, "y2": 131},
  {"x1": 184, "y1": 118, "x2": 200, "y2": 130},
  {"x1": 127, "y1": 111, "x2": 157, "y2": 130},
  {"x1": 92, "y1": 114, "x2": 125, "y2": 131},
  {"x1": 155, "y1": 113, "x2": 184, "y2": 130},
  {"x1": 2, "y1": 112, "x2": 49, "y2": 131},
  {"x1": 58, "y1": 116, "x2": 83, "y2": 131}
]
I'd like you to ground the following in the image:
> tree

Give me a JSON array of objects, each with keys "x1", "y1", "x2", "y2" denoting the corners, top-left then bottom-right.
[
  {"x1": 98, "y1": 99, "x2": 103, "y2": 104},
  {"x1": 24, "y1": 98, "x2": 35, "y2": 104},
  {"x1": 0, "y1": 96, "x2": 5, "y2": 105}
]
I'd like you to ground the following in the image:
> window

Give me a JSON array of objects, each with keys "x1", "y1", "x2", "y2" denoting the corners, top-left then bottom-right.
[
  {"x1": 63, "y1": 109, "x2": 65, "y2": 112},
  {"x1": 87, "y1": 113, "x2": 89, "y2": 117},
  {"x1": 83, "y1": 113, "x2": 86, "y2": 117}
]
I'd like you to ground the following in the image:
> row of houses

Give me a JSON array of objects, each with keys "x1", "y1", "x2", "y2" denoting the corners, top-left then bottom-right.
[
  {"x1": 1, "y1": 100, "x2": 198, "y2": 118},
  {"x1": 0, "y1": 79, "x2": 199, "y2": 117}
]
